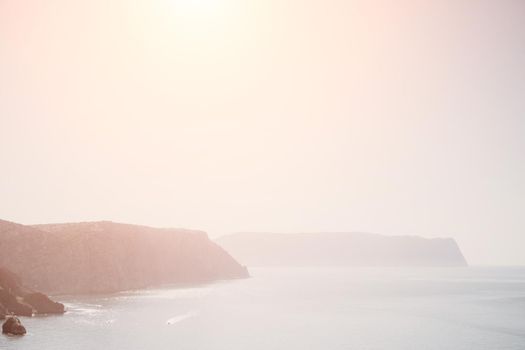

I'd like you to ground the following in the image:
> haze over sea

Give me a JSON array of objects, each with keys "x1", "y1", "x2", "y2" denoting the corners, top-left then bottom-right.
[{"x1": 2, "y1": 267, "x2": 524, "y2": 350}]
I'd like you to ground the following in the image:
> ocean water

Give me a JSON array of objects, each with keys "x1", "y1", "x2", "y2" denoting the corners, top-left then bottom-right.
[{"x1": 2, "y1": 267, "x2": 525, "y2": 350}]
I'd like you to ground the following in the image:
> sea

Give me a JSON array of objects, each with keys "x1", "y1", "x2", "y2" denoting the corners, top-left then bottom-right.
[{"x1": 1, "y1": 267, "x2": 525, "y2": 350}]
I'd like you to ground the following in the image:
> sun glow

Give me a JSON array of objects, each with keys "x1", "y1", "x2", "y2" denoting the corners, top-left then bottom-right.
[
  {"x1": 173, "y1": 0, "x2": 220, "y2": 10},
  {"x1": 128, "y1": 0, "x2": 249, "y2": 59},
  {"x1": 168, "y1": 0, "x2": 228, "y2": 20},
  {"x1": 168, "y1": 0, "x2": 225, "y2": 17},
  {"x1": 150, "y1": 0, "x2": 242, "y2": 36}
]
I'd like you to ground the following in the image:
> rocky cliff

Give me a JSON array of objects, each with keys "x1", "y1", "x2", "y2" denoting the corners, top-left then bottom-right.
[
  {"x1": 0, "y1": 267, "x2": 64, "y2": 318},
  {"x1": 0, "y1": 220, "x2": 248, "y2": 294},
  {"x1": 216, "y1": 232, "x2": 468, "y2": 267}
]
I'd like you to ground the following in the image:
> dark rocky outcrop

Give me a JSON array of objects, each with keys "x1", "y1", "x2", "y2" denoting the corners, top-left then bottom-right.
[
  {"x1": 0, "y1": 267, "x2": 65, "y2": 317},
  {"x1": 0, "y1": 289, "x2": 32, "y2": 317},
  {"x1": 23, "y1": 293, "x2": 65, "y2": 314},
  {"x1": 217, "y1": 232, "x2": 468, "y2": 267},
  {"x1": 2, "y1": 316, "x2": 26, "y2": 335},
  {"x1": 0, "y1": 268, "x2": 27, "y2": 295},
  {"x1": 0, "y1": 303, "x2": 6, "y2": 320},
  {"x1": 0, "y1": 219, "x2": 248, "y2": 294}
]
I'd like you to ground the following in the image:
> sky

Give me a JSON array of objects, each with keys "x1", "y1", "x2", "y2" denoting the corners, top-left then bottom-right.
[{"x1": 1, "y1": 0, "x2": 524, "y2": 265}]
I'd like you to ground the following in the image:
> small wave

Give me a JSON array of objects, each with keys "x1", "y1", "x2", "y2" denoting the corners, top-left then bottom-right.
[
  {"x1": 64, "y1": 302, "x2": 104, "y2": 316},
  {"x1": 166, "y1": 311, "x2": 197, "y2": 325},
  {"x1": 118, "y1": 285, "x2": 215, "y2": 300}
]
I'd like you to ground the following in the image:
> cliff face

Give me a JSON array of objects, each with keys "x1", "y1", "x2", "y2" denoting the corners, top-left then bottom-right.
[
  {"x1": 0, "y1": 220, "x2": 248, "y2": 294},
  {"x1": 0, "y1": 267, "x2": 64, "y2": 318},
  {"x1": 216, "y1": 232, "x2": 468, "y2": 267}
]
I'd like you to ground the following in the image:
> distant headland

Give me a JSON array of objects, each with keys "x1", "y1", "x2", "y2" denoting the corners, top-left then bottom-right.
[{"x1": 216, "y1": 232, "x2": 468, "y2": 267}]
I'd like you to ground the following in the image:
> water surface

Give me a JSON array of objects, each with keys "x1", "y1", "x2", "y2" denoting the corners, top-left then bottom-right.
[{"x1": 2, "y1": 267, "x2": 525, "y2": 350}]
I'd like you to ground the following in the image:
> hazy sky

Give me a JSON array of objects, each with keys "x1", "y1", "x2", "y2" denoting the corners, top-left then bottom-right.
[{"x1": 1, "y1": 0, "x2": 524, "y2": 265}]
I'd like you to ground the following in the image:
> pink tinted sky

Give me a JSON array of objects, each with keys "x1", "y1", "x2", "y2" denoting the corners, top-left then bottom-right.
[{"x1": 1, "y1": 0, "x2": 524, "y2": 264}]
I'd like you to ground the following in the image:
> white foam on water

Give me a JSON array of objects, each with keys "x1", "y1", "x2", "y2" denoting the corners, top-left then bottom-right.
[{"x1": 166, "y1": 311, "x2": 197, "y2": 325}]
